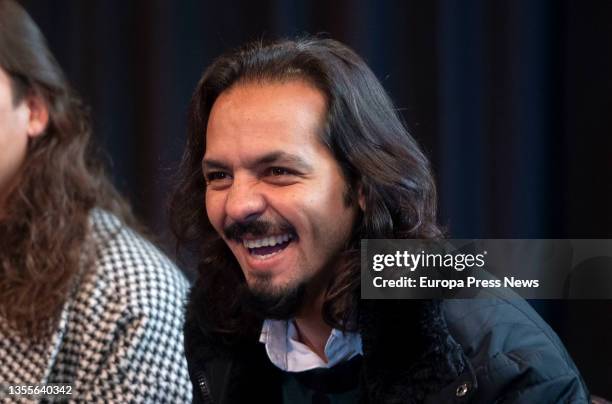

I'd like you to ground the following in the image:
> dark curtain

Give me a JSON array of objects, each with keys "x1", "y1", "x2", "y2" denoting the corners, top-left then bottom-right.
[{"x1": 21, "y1": 0, "x2": 612, "y2": 397}]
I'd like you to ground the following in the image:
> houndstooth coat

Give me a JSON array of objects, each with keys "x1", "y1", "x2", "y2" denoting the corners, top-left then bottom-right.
[{"x1": 0, "y1": 210, "x2": 192, "y2": 403}]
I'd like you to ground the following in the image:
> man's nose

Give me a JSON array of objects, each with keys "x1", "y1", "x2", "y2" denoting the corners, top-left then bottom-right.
[{"x1": 224, "y1": 179, "x2": 266, "y2": 223}]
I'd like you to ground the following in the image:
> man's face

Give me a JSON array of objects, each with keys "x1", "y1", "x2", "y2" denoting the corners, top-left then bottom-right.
[
  {"x1": 0, "y1": 67, "x2": 30, "y2": 205},
  {"x1": 203, "y1": 80, "x2": 359, "y2": 313}
]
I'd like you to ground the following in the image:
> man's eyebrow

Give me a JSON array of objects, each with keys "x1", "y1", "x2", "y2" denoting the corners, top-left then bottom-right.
[
  {"x1": 202, "y1": 159, "x2": 229, "y2": 171},
  {"x1": 203, "y1": 152, "x2": 314, "y2": 172},
  {"x1": 251, "y1": 151, "x2": 313, "y2": 171}
]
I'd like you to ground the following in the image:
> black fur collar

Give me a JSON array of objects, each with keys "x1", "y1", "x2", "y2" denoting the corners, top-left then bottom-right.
[{"x1": 358, "y1": 299, "x2": 467, "y2": 403}]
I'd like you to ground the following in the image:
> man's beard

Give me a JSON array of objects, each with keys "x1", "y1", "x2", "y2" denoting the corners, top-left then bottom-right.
[
  {"x1": 239, "y1": 275, "x2": 306, "y2": 320},
  {"x1": 226, "y1": 217, "x2": 305, "y2": 319}
]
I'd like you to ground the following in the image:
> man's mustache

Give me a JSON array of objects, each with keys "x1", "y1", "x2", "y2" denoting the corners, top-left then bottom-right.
[{"x1": 224, "y1": 218, "x2": 296, "y2": 241}]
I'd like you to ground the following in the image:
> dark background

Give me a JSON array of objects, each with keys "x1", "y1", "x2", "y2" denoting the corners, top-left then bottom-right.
[{"x1": 21, "y1": 0, "x2": 612, "y2": 397}]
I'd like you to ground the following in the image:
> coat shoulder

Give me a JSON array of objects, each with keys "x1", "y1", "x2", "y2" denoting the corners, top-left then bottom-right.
[{"x1": 442, "y1": 294, "x2": 590, "y2": 402}]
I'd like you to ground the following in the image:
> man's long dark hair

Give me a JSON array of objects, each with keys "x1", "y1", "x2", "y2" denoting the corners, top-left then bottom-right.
[
  {"x1": 172, "y1": 37, "x2": 442, "y2": 344},
  {"x1": 0, "y1": 0, "x2": 135, "y2": 340}
]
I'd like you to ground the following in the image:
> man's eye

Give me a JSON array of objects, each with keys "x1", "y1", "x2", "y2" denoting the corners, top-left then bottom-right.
[
  {"x1": 205, "y1": 172, "x2": 229, "y2": 182},
  {"x1": 268, "y1": 167, "x2": 292, "y2": 176}
]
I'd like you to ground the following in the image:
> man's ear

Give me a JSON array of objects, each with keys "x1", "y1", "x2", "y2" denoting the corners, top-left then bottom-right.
[
  {"x1": 357, "y1": 182, "x2": 366, "y2": 212},
  {"x1": 25, "y1": 93, "x2": 49, "y2": 138}
]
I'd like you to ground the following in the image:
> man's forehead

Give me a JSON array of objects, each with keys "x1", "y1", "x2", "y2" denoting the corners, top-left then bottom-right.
[
  {"x1": 203, "y1": 129, "x2": 317, "y2": 161},
  {"x1": 204, "y1": 81, "x2": 330, "y2": 168},
  {"x1": 206, "y1": 81, "x2": 326, "y2": 137}
]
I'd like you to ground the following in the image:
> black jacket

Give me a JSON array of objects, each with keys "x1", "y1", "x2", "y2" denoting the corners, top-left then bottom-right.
[{"x1": 184, "y1": 284, "x2": 590, "y2": 403}]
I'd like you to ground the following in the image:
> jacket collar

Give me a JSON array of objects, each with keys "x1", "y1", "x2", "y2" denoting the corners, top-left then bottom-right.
[{"x1": 358, "y1": 299, "x2": 468, "y2": 402}]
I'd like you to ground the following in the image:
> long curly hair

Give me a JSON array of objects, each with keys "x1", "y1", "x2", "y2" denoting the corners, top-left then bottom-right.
[
  {"x1": 0, "y1": 0, "x2": 135, "y2": 340},
  {"x1": 172, "y1": 37, "x2": 442, "y2": 344}
]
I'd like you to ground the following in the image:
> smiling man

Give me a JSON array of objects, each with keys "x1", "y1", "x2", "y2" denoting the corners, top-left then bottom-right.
[
  {"x1": 204, "y1": 80, "x2": 359, "y2": 332},
  {"x1": 172, "y1": 38, "x2": 590, "y2": 403}
]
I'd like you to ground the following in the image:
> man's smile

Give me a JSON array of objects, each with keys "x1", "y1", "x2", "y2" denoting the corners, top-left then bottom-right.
[
  {"x1": 235, "y1": 233, "x2": 299, "y2": 273},
  {"x1": 242, "y1": 233, "x2": 296, "y2": 260}
]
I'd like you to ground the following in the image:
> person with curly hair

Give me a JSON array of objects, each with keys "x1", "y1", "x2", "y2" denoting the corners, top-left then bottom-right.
[{"x1": 0, "y1": 1, "x2": 191, "y2": 401}]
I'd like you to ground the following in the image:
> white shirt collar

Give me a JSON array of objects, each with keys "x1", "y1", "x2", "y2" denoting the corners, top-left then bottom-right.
[{"x1": 259, "y1": 319, "x2": 363, "y2": 373}]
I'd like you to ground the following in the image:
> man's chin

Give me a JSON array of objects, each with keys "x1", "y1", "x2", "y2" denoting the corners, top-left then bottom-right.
[{"x1": 240, "y1": 280, "x2": 306, "y2": 320}]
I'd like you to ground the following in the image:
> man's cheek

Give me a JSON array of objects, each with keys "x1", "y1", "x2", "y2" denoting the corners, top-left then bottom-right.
[{"x1": 204, "y1": 200, "x2": 222, "y2": 231}]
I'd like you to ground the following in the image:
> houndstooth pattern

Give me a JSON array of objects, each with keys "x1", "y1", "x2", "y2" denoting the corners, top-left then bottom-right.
[{"x1": 0, "y1": 210, "x2": 192, "y2": 403}]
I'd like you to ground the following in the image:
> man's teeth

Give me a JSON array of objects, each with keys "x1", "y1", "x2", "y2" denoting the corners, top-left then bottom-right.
[
  {"x1": 242, "y1": 234, "x2": 292, "y2": 249},
  {"x1": 253, "y1": 250, "x2": 282, "y2": 260}
]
